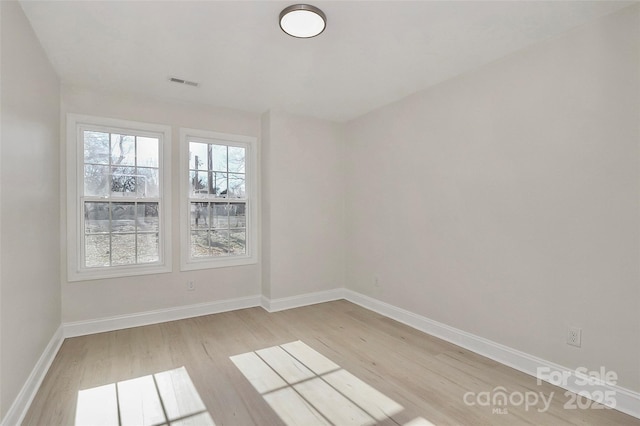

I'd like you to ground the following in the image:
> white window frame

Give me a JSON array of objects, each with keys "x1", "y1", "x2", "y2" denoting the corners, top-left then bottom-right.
[
  {"x1": 180, "y1": 128, "x2": 258, "y2": 270},
  {"x1": 67, "y1": 114, "x2": 172, "y2": 281}
]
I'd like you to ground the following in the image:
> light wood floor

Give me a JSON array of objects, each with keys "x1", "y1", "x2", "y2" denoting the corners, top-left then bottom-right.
[{"x1": 24, "y1": 300, "x2": 639, "y2": 425}]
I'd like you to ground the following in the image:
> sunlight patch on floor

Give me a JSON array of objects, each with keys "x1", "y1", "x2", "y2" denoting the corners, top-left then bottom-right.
[
  {"x1": 231, "y1": 340, "x2": 432, "y2": 426},
  {"x1": 75, "y1": 366, "x2": 214, "y2": 426}
]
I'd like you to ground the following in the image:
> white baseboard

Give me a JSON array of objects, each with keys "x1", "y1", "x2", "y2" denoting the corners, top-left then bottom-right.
[
  {"x1": 261, "y1": 288, "x2": 345, "y2": 312},
  {"x1": 63, "y1": 295, "x2": 262, "y2": 338},
  {"x1": 1, "y1": 326, "x2": 64, "y2": 426},
  {"x1": 343, "y1": 289, "x2": 640, "y2": 419}
]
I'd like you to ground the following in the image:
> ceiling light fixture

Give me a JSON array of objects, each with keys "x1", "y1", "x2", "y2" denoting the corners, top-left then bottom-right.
[{"x1": 279, "y1": 4, "x2": 326, "y2": 38}]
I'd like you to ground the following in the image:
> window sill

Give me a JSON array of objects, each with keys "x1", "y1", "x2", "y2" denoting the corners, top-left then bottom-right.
[
  {"x1": 68, "y1": 263, "x2": 172, "y2": 282},
  {"x1": 180, "y1": 255, "x2": 257, "y2": 271}
]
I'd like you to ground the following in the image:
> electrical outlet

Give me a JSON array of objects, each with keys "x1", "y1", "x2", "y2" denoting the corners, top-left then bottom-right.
[
  {"x1": 187, "y1": 281, "x2": 195, "y2": 291},
  {"x1": 567, "y1": 326, "x2": 582, "y2": 347}
]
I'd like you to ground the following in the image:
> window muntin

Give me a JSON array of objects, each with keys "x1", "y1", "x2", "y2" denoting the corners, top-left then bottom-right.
[
  {"x1": 180, "y1": 130, "x2": 257, "y2": 270},
  {"x1": 68, "y1": 114, "x2": 171, "y2": 281}
]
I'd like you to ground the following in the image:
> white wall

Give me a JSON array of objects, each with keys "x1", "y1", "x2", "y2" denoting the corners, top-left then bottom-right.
[
  {"x1": 60, "y1": 86, "x2": 261, "y2": 322},
  {"x1": 0, "y1": 1, "x2": 61, "y2": 417},
  {"x1": 345, "y1": 5, "x2": 640, "y2": 392},
  {"x1": 261, "y1": 110, "x2": 345, "y2": 299},
  {"x1": 260, "y1": 111, "x2": 272, "y2": 299}
]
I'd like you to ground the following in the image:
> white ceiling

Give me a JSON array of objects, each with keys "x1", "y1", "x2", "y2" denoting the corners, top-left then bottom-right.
[{"x1": 20, "y1": 1, "x2": 631, "y2": 122}]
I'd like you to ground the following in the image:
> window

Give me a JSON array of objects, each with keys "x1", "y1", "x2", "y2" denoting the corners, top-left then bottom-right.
[
  {"x1": 67, "y1": 114, "x2": 171, "y2": 281},
  {"x1": 180, "y1": 128, "x2": 257, "y2": 270}
]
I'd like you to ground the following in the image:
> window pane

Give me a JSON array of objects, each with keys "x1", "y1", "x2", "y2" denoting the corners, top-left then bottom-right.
[
  {"x1": 212, "y1": 145, "x2": 227, "y2": 172},
  {"x1": 191, "y1": 231, "x2": 210, "y2": 258},
  {"x1": 111, "y1": 167, "x2": 137, "y2": 195},
  {"x1": 215, "y1": 173, "x2": 227, "y2": 197},
  {"x1": 78, "y1": 121, "x2": 166, "y2": 274},
  {"x1": 111, "y1": 203, "x2": 136, "y2": 233},
  {"x1": 190, "y1": 202, "x2": 209, "y2": 229},
  {"x1": 84, "y1": 131, "x2": 110, "y2": 165},
  {"x1": 228, "y1": 173, "x2": 245, "y2": 198},
  {"x1": 228, "y1": 146, "x2": 245, "y2": 173},
  {"x1": 210, "y1": 229, "x2": 229, "y2": 256},
  {"x1": 211, "y1": 203, "x2": 229, "y2": 229},
  {"x1": 184, "y1": 138, "x2": 250, "y2": 263},
  {"x1": 111, "y1": 134, "x2": 135, "y2": 166},
  {"x1": 190, "y1": 171, "x2": 209, "y2": 196},
  {"x1": 85, "y1": 234, "x2": 110, "y2": 267},
  {"x1": 85, "y1": 202, "x2": 110, "y2": 233},
  {"x1": 229, "y1": 203, "x2": 246, "y2": 228},
  {"x1": 137, "y1": 137, "x2": 159, "y2": 167},
  {"x1": 84, "y1": 165, "x2": 110, "y2": 196},
  {"x1": 137, "y1": 233, "x2": 159, "y2": 264},
  {"x1": 137, "y1": 167, "x2": 159, "y2": 197},
  {"x1": 137, "y1": 203, "x2": 159, "y2": 233},
  {"x1": 230, "y1": 229, "x2": 246, "y2": 255},
  {"x1": 189, "y1": 143, "x2": 208, "y2": 170},
  {"x1": 111, "y1": 234, "x2": 136, "y2": 265}
]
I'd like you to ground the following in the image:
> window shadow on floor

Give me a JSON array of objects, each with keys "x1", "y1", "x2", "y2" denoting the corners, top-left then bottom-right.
[
  {"x1": 75, "y1": 366, "x2": 215, "y2": 426},
  {"x1": 231, "y1": 340, "x2": 433, "y2": 426}
]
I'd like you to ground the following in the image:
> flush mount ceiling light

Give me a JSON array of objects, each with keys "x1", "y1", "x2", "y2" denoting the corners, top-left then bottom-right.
[{"x1": 279, "y1": 4, "x2": 326, "y2": 38}]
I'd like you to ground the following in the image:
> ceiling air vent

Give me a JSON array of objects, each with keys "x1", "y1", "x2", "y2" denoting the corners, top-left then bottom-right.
[{"x1": 169, "y1": 77, "x2": 199, "y2": 87}]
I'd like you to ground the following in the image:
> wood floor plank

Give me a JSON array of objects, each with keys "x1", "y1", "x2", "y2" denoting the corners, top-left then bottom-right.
[
  {"x1": 74, "y1": 383, "x2": 118, "y2": 426},
  {"x1": 22, "y1": 301, "x2": 640, "y2": 426},
  {"x1": 170, "y1": 411, "x2": 216, "y2": 426},
  {"x1": 262, "y1": 387, "x2": 330, "y2": 426},
  {"x1": 255, "y1": 346, "x2": 315, "y2": 385},
  {"x1": 230, "y1": 352, "x2": 288, "y2": 394},
  {"x1": 280, "y1": 341, "x2": 340, "y2": 375},
  {"x1": 293, "y1": 377, "x2": 374, "y2": 426},
  {"x1": 116, "y1": 375, "x2": 165, "y2": 426},
  {"x1": 154, "y1": 367, "x2": 207, "y2": 422},
  {"x1": 322, "y1": 369, "x2": 404, "y2": 421}
]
